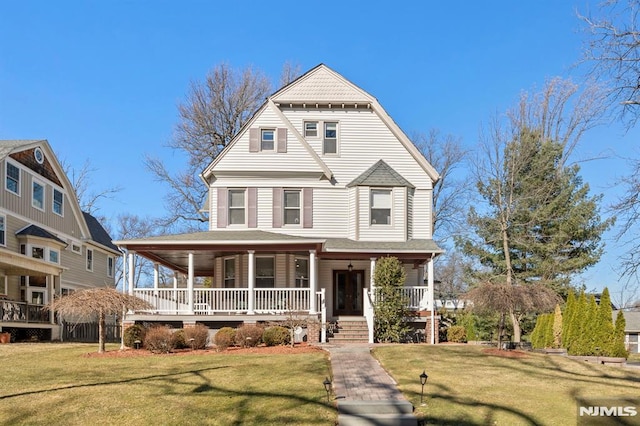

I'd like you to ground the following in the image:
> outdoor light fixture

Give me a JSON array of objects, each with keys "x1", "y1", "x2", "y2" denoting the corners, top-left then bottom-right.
[
  {"x1": 323, "y1": 377, "x2": 332, "y2": 402},
  {"x1": 134, "y1": 340, "x2": 141, "y2": 350},
  {"x1": 420, "y1": 370, "x2": 428, "y2": 405},
  {"x1": 348, "y1": 262, "x2": 353, "y2": 272}
]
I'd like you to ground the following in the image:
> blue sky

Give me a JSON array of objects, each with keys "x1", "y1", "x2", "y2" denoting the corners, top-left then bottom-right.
[{"x1": 1, "y1": 1, "x2": 638, "y2": 303}]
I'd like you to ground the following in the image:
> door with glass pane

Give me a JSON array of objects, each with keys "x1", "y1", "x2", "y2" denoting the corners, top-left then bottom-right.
[{"x1": 334, "y1": 270, "x2": 363, "y2": 316}]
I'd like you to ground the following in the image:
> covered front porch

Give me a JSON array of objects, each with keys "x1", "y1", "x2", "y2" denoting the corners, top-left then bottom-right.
[{"x1": 115, "y1": 230, "x2": 441, "y2": 343}]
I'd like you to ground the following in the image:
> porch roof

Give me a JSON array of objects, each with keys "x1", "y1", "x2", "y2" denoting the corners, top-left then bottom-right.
[
  {"x1": 0, "y1": 247, "x2": 66, "y2": 277},
  {"x1": 114, "y1": 230, "x2": 443, "y2": 275}
]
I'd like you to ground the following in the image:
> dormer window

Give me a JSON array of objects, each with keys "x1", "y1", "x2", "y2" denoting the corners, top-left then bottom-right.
[
  {"x1": 370, "y1": 189, "x2": 391, "y2": 225},
  {"x1": 261, "y1": 129, "x2": 275, "y2": 151}
]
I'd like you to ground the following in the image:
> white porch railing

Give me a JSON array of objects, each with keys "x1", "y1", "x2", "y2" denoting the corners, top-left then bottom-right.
[{"x1": 132, "y1": 286, "x2": 429, "y2": 315}]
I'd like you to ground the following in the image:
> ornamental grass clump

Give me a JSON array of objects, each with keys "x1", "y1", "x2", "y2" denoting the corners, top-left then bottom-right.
[{"x1": 235, "y1": 324, "x2": 263, "y2": 348}]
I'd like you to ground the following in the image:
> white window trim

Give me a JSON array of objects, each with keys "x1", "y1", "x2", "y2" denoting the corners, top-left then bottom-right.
[
  {"x1": 70, "y1": 242, "x2": 82, "y2": 255},
  {"x1": 86, "y1": 248, "x2": 94, "y2": 272},
  {"x1": 323, "y1": 121, "x2": 339, "y2": 155},
  {"x1": 5, "y1": 160, "x2": 21, "y2": 196},
  {"x1": 107, "y1": 256, "x2": 114, "y2": 277},
  {"x1": 228, "y1": 189, "x2": 246, "y2": 226},
  {"x1": 304, "y1": 121, "x2": 318, "y2": 138},
  {"x1": 52, "y1": 187, "x2": 64, "y2": 217},
  {"x1": 260, "y1": 129, "x2": 275, "y2": 152},
  {"x1": 283, "y1": 189, "x2": 302, "y2": 226},
  {"x1": 32, "y1": 178, "x2": 46, "y2": 211},
  {"x1": 0, "y1": 214, "x2": 5, "y2": 247},
  {"x1": 370, "y1": 188, "x2": 393, "y2": 226}
]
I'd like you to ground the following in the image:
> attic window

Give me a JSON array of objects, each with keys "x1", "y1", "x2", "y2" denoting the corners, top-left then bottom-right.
[
  {"x1": 304, "y1": 122, "x2": 318, "y2": 137},
  {"x1": 261, "y1": 129, "x2": 275, "y2": 151}
]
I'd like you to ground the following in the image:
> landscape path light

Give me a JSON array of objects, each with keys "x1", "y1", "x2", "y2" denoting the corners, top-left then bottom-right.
[
  {"x1": 420, "y1": 370, "x2": 428, "y2": 405},
  {"x1": 323, "y1": 377, "x2": 332, "y2": 403}
]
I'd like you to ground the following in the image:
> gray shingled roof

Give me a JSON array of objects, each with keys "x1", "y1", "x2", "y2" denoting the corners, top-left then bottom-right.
[
  {"x1": 614, "y1": 310, "x2": 640, "y2": 332},
  {"x1": 324, "y1": 238, "x2": 443, "y2": 253},
  {"x1": 346, "y1": 160, "x2": 414, "y2": 188},
  {"x1": 15, "y1": 224, "x2": 68, "y2": 246},
  {"x1": 115, "y1": 230, "x2": 324, "y2": 245},
  {"x1": 83, "y1": 212, "x2": 119, "y2": 251},
  {"x1": 0, "y1": 140, "x2": 42, "y2": 160}
]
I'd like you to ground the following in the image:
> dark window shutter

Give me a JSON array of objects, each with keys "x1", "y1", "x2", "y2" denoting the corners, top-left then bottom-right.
[
  {"x1": 249, "y1": 128, "x2": 259, "y2": 152},
  {"x1": 217, "y1": 188, "x2": 228, "y2": 228},
  {"x1": 248, "y1": 187, "x2": 257, "y2": 228},
  {"x1": 277, "y1": 128, "x2": 287, "y2": 153},
  {"x1": 272, "y1": 188, "x2": 283, "y2": 228},
  {"x1": 303, "y1": 188, "x2": 313, "y2": 228}
]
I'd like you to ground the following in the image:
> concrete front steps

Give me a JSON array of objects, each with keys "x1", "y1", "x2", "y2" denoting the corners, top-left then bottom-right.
[
  {"x1": 338, "y1": 400, "x2": 417, "y2": 426},
  {"x1": 330, "y1": 317, "x2": 369, "y2": 343}
]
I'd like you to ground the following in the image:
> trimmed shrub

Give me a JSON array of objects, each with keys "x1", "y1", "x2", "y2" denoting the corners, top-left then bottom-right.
[
  {"x1": 124, "y1": 324, "x2": 146, "y2": 348},
  {"x1": 447, "y1": 325, "x2": 466, "y2": 343},
  {"x1": 214, "y1": 327, "x2": 236, "y2": 351},
  {"x1": 171, "y1": 329, "x2": 188, "y2": 349},
  {"x1": 263, "y1": 326, "x2": 290, "y2": 346},
  {"x1": 235, "y1": 324, "x2": 263, "y2": 348},
  {"x1": 144, "y1": 326, "x2": 176, "y2": 354},
  {"x1": 184, "y1": 324, "x2": 210, "y2": 349}
]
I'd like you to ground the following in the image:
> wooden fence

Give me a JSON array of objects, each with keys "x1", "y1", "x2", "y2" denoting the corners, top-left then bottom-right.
[{"x1": 63, "y1": 322, "x2": 121, "y2": 343}]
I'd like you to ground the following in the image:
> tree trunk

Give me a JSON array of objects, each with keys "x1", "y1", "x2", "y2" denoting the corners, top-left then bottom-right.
[
  {"x1": 510, "y1": 309, "x2": 522, "y2": 342},
  {"x1": 98, "y1": 309, "x2": 106, "y2": 353}
]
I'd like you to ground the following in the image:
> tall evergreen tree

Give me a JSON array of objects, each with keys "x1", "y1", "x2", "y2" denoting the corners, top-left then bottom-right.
[
  {"x1": 552, "y1": 304, "x2": 563, "y2": 349},
  {"x1": 595, "y1": 288, "x2": 615, "y2": 355},
  {"x1": 568, "y1": 290, "x2": 588, "y2": 355},
  {"x1": 562, "y1": 290, "x2": 576, "y2": 348},
  {"x1": 612, "y1": 310, "x2": 628, "y2": 358}
]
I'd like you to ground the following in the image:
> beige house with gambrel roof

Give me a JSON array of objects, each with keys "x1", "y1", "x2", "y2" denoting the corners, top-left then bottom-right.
[
  {"x1": 0, "y1": 140, "x2": 120, "y2": 341},
  {"x1": 116, "y1": 64, "x2": 443, "y2": 343}
]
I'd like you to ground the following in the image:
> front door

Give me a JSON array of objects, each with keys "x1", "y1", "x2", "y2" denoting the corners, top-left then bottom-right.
[{"x1": 334, "y1": 270, "x2": 363, "y2": 316}]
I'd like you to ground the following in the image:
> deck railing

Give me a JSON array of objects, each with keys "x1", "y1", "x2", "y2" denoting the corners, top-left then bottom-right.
[
  {"x1": 373, "y1": 286, "x2": 429, "y2": 311},
  {"x1": 1, "y1": 300, "x2": 50, "y2": 323}
]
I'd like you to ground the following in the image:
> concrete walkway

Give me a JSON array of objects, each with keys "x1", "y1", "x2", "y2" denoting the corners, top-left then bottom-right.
[{"x1": 325, "y1": 344, "x2": 407, "y2": 401}]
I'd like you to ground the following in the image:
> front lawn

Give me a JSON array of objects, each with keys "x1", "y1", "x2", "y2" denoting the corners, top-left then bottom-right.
[
  {"x1": 374, "y1": 344, "x2": 640, "y2": 425},
  {"x1": 0, "y1": 343, "x2": 335, "y2": 425}
]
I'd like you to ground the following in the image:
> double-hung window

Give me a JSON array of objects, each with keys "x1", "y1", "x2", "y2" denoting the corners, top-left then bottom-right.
[
  {"x1": 304, "y1": 122, "x2": 318, "y2": 137},
  {"x1": 228, "y1": 189, "x2": 246, "y2": 225},
  {"x1": 283, "y1": 190, "x2": 301, "y2": 225},
  {"x1": 323, "y1": 122, "x2": 337, "y2": 154},
  {"x1": 53, "y1": 188, "x2": 64, "y2": 216},
  {"x1": 295, "y1": 257, "x2": 309, "y2": 288},
  {"x1": 6, "y1": 162, "x2": 20, "y2": 195},
  {"x1": 224, "y1": 257, "x2": 235, "y2": 288},
  {"x1": 86, "y1": 249, "x2": 93, "y2": 271},
  {"x1": 256, "y1": 257, "x2": 275, "y2": 288},
  {"x1": 32, "y1": 180, "x2": 44, "y2": 210},
  {"x1": 261, "y1": 129, "x2": 275, "y2": 151},
  {"x1": 0, "y1": 215, "x2": 5, "y2": 246},
  {"x1": 107, "y1": 256, "x2": 114, "y2": 277},
  {"x1": 370, "y1": 189, "x2": 392, "y2": 225}
]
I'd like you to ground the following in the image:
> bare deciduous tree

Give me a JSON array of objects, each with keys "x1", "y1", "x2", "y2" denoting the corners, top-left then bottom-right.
[
  {"x1": 60, "y1": 158, "x2": 122, "y2": 216},
  {"x1": 146, "y1": 63, "x2": 272, "y2": 229},
  {"x1": 49, "y1": 287, "x2": 151, "y2": 353},
  {"x1": 412, "y1": 130, "x2": 470, "y2": 240}
]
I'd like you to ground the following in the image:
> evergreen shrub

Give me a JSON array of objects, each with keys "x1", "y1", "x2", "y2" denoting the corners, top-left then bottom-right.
[
  {"x1": 263, "y1": 326, "x2": 290, "y2": 346},
  {"x1": 213, "y1": 327, "x2": 236, "y2": 351},
  {"x1": 124, "y1": 324, "x2": 146, "y2": 348}
]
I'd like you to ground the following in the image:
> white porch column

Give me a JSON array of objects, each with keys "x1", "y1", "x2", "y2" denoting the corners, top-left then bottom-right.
[
  {"x1": 428, "y1": 257, "x2": 435, "y2": 345},
  {"x1": 309, "y1": 250, "x2": 317, "y2": 313},
  {"x1": 187, "y1": 252, "x2": 194, "y2": 314},
  {"x1": 173, "y1": 272, "x2": 179, "y2": 314},
  {"x1": 153, "y1": 263, "x2": 159, "y2": 295},
  {"x1": 48, "y1": 274, "x2": 55, "y2": 324},
  {"x1": 247, "y1": 250, "x2": 255, "y2": 314},
  {"x1": 369, "y1": 258, "x2": 377, "y2": 299},
  {"x1": 127, "y1": 252, "x2": 135, "y2": 295}
]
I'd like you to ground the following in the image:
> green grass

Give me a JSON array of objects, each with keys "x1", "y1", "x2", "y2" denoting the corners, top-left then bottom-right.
[
  {"x1": 0, "y1": 343, "x2": 335, "y2": 425},
  {"x1": 373, "y1": 345, "x2": 640, "y2": 425}
]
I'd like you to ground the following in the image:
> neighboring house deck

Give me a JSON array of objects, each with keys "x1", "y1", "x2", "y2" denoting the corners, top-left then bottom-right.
[
  {"x1": 0, "y1": 140, "x2": 120, "y2": 341},
  {"x1": 115, "y1": 64, "x2": 443, "y2": 343}
]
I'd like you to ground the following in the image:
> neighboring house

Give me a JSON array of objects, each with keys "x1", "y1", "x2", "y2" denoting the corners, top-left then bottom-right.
[
  {"x1": 115, "y1": 64, "x2": 443, "y2": 343},
  {"x1": 614, "y1": 310, "x2": 640, "y2": 354},
  {"x1": 0, "y1": 140, "x2": 120, "y2": 341}
]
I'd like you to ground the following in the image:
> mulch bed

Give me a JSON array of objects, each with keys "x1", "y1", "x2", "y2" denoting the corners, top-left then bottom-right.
[{"x1": 84, "y1": 342, "x2": 325, "y2": 358}]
